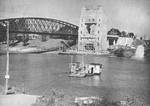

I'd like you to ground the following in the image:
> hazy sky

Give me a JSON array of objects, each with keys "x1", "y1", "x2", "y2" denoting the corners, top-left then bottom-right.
[{"x1": 0, "y1": 0, "x2": 150, "y2": 38}]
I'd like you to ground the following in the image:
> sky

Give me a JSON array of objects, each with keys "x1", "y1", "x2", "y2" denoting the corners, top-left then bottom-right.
[{"x1": 0, "y1": 0, "x2": 150, "y2": 39}]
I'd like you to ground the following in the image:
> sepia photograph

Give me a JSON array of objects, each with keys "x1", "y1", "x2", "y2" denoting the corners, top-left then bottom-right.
[{"x1": 0, "y1": 0, "x2": 150, "y2": 106}]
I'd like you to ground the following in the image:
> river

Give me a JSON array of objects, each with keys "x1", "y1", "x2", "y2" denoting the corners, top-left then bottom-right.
[{"x1": 0, "y1": 53, "x2": 150, "y2": 103}]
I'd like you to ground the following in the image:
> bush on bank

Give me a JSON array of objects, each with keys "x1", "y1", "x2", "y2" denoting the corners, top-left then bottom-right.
[{"x1": 31, "y1": 88, "x2": 150, "y2": 106}]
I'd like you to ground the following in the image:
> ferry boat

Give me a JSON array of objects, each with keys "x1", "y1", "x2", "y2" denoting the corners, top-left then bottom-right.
[{"x1": 69, "y1": 62, "x2": 103, "y2": 78}]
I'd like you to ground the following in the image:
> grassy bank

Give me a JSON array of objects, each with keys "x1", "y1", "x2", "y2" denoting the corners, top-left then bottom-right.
[{"x1": 0, "y1": 39, "x2": 74, "y2": 54}]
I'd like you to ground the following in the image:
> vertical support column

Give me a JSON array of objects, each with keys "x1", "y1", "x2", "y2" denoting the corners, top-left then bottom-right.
[{"x1": 4, "y1": 21, "x2": 10, "y2": 95}]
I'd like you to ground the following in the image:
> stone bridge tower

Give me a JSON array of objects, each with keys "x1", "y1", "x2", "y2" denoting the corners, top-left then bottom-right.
[{"x1": 78, "y1": 5, "x2": 107, "y2": 53}]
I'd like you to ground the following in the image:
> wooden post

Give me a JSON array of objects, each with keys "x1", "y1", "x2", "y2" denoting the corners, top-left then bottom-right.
[
  {"x1": 81, "y1": 55, "x2": 84, "y2": 67},
  {"x1": 4, "y1": 21, "x2": 10, "y2": 95}
]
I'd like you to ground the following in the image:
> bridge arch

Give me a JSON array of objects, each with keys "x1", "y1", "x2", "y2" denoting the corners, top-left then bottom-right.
[{"x1": 0, "y1": 17, "x2": 78, "y2": 39}]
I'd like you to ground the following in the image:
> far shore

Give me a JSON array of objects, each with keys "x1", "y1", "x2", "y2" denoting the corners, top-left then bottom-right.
[{"x1": 0, "y1": 46, "x2": 59, "y2": 55}]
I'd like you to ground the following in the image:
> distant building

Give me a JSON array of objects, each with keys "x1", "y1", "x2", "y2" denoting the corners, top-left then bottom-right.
[
  {"x1": 28, "y1": 34, "x2": 40, "y2": 40},
  {"x1": 16, "y1": 34, "x2": 41, "y2": 40},
  {"x1": 116, "y1": 37, "x2": 133, "y2": 47},
  {"x1": 78, "y1": 5, "x2": 108, "y2": 52},
  {"x1": 107, "y1": 28, "x2": 120, "y2": 46}
]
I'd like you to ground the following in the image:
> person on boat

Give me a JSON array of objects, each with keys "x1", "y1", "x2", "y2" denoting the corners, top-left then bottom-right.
[
  {"x1": 83, "y1": 66, "x2": 86, "y2": 71},
  {"x1": 99, "y1": 64, "x2": 103, "y2": 80},
  {"x1": 91, "y1": 67, "x2": 94, "y2": 74}
]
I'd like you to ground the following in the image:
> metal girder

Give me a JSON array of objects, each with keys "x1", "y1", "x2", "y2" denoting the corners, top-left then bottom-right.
[{"x1": 0, "y1": 17, "x2": 78, "y2": 37}]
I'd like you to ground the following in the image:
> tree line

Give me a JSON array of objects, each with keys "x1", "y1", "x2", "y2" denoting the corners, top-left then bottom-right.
[{"x1": 107, "y1": 28, "x2": 136, "y2": 38}]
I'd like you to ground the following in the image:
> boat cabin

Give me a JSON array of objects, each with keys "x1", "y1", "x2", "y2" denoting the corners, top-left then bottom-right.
[{"x1": 86, "y1": 63, "x2": 103, "y2": 75}]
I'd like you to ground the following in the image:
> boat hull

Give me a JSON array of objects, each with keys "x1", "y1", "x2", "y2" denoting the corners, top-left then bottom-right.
[
  {"x1": 86, "y1": 72, "x2": 101, "y2": 76},
  {"x1": 68, "y1": 73, "x2": 86, "y2": 78}
]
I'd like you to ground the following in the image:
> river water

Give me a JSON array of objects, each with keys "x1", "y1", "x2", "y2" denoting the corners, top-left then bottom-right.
[{"x1": 0, "y1": 53, "x2": 150, "y2": 103}]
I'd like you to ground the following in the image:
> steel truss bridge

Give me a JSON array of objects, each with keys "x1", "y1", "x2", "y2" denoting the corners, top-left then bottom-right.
[{"x1": 0, "y1": 17, "x2": 78, "y2": 40}]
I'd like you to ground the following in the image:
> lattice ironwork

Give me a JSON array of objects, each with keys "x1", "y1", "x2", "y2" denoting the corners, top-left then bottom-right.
[{"x1": 0, "y1": 17, "x2": 78, "y2": 38}]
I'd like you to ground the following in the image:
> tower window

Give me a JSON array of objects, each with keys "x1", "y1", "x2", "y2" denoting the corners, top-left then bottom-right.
[{"x1": 92, "y1": 19, "x2": 95, "y2": 21}]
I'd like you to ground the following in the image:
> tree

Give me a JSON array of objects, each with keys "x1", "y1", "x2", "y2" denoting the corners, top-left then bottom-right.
[
  {"x1": 23, "y1": 34, "x2": 29, "y2": 46},
  {"x1": 107, "y1": 28, "x2": 121, "y2": 36},
  {"x1": 0, "y1": 23, "x2": 6, "y2": 42},
  {"x1": 128, "y1": 32, "x2": 135, "y2": 38},
  {"x1": 10, "y1": 33, "x2": 17, "y2": 42},
  {"x1": 121, "y1": 31, "x2": 127, "y2": 37},
  {"x1": 41, "y1": 34, "x2": 48, "y2": 42}
]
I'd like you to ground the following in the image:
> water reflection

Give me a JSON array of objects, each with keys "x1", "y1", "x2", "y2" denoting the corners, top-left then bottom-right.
[
  {"x1": 80, "y1": 76, "x2": 102, "y2": 86},
  {"x1": 132, "y1": 45, "x2": 145, "y2": 60}
]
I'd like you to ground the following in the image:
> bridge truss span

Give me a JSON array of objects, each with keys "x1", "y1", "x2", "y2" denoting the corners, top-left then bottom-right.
[{"x1": 0, "y1": 17, "x2": 78, "y2": 39}]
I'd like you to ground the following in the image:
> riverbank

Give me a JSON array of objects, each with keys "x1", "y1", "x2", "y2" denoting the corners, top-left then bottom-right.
[
  {"x1": 0, "y1": 46, "x2": 59, "y2": 55},
  {"x1": 0, "y1": 89, "x2": 149, "y2": 106},
  {"x1": 58, "y1": 50, "x2": 110, "y2": 56},
  {"x1": 0, "y1": 39, "x2": 65, "y2": 54}
]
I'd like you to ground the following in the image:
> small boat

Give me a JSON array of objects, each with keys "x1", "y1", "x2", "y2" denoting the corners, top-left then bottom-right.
[
  {"x1": 69, "y1": 62, "x2": 86, "y2": 78},
  {"x1": 69, "y1": 62, "x2": 103, "y2": 77}
]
